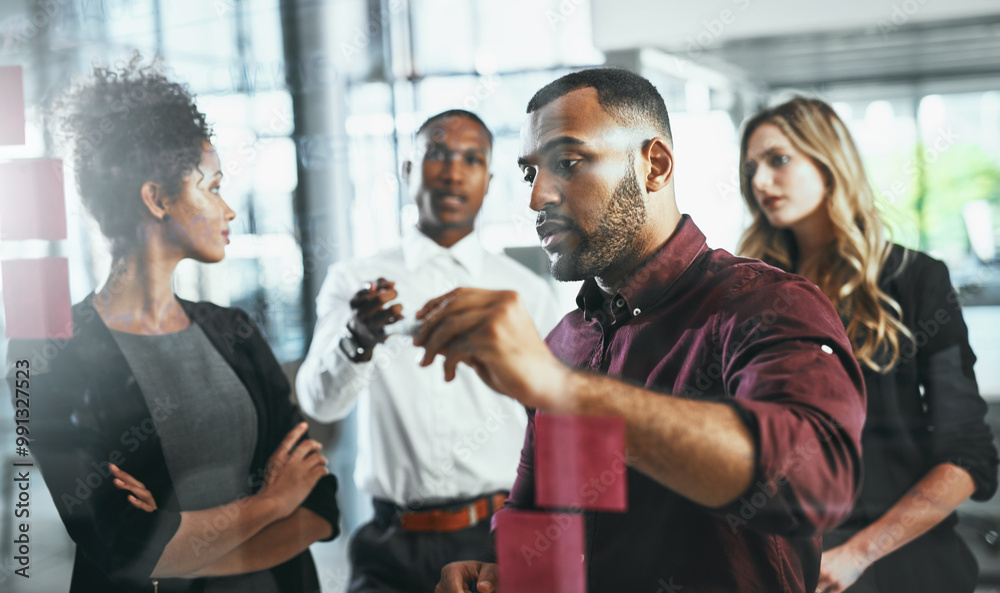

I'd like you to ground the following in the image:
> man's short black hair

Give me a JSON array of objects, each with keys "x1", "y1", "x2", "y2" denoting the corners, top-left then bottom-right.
[
  {"x1": 526, "y1": 68, "x2": 672, "y2": 144},
  {"x1": 415, "y1": 109, "x2": 493, "y2": 149}
]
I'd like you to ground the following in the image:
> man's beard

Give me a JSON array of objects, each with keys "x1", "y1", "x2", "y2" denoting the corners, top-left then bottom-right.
[{"x1": 548, "y1": 153, "x2": 647, "y2": 282}]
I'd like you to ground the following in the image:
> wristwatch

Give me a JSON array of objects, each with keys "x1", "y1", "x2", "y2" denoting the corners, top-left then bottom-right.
[{"x1": 339, "y1": 328, "x2": 370, "y2": 363}]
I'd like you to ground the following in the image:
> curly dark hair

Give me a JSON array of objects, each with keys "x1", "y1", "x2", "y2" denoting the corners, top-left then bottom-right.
[{"x1": 51, "y1": 53, "x2": 213, "y2": 258}]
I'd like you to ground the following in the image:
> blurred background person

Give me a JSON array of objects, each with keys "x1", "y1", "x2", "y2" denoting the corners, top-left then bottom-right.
[
  {"x1": 738, "y1": 96, "x2": 999, "y2": 593},
  {"x1": 295, "y1": 110, "x2": 560, "y2": 593}
]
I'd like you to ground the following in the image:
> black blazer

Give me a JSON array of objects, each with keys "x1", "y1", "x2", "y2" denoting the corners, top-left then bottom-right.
[
  {"x1": 8, "y1": 294, "x2": 340, "y2": 592},
  {"x1": 836, "y1": 245, "x2": 998, "y2": 593}
]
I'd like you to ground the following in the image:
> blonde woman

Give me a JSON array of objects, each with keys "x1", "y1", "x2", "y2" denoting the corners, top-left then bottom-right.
[{"x1": 738, "y1": 97, "x2": 998, "y2": 593}]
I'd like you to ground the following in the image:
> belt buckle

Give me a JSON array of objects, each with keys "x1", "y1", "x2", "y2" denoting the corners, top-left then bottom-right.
[{"x1": 467, "y1": 503, "x2": 479, "y2": 526}]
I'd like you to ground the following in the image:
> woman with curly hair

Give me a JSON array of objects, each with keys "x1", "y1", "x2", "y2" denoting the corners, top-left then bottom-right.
[
  {"x1": 14, "y1": 55, "x2": 340, "y2": 592},
  {"x1": 738, "y1": 97, "x2": 998, "y2": 593}
]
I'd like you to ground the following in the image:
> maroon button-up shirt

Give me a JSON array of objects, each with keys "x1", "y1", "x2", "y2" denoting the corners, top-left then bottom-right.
[{"x1": 499, "y1": 216, "x2": 866, "y2": 593}]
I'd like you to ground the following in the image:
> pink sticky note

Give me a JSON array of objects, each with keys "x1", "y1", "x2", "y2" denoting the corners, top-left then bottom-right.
[
  {"x1": 0, "y1": 159, "x2": 67, "y2": 240},
  {"x1": 535, "y1": 413, "x2": 628, "y2": 512},
  {"x1": 2, "y1": 258, "x2": 72, "y2": 339},
  {"x1": 0, "y1": 66, "x2": 26, "y2": 145},
  {"x1": 495, "y1": 510, "x2": 585, "y2": 593}
]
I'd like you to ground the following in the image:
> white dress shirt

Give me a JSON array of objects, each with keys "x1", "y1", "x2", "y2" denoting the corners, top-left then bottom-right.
[{"x1": 296, "y1": 229, "x2": 562, "y2": 507}]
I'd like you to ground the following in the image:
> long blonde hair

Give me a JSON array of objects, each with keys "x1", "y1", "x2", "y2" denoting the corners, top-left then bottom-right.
[{"x1": 737, "y1": 97, "x2": 912, "y2": 372}]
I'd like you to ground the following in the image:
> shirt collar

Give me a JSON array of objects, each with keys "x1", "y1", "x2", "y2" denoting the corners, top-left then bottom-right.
[
  {"x1": 402, "y1": 227, "x2": 486, "y2": 276},
  {"x1": 575, "y1": 214, "x2": 709, "y2": 324}
]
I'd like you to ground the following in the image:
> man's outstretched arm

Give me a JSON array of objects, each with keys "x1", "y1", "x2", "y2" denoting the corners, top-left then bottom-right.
[{"x1": 414, "y1": 284, "x2": 863, "y2": 527}]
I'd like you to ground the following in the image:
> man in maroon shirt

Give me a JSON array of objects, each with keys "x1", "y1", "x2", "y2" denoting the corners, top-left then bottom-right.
[{"x1": 421, "y1": 68, "x2": 866, "y2": 593}]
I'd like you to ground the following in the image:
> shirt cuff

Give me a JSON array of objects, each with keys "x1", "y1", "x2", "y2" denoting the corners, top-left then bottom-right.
[
  {"x1": 104, "y1": 508, "x2": 183, "y2": 585},
  {"x1": 301, "y1": 474, "x2": 341, "y2": 542},
  {"x1": 705, "y1": 398, "x2": 803, "y2": 536}
]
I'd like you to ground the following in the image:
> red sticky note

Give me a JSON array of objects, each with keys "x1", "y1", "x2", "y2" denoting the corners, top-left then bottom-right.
[
  {"x1": 495, "y1": 510, "x2": 585, "y2": 593},
  {"x1": 2, "y1": 258, "x2": 72, "y2": 339},
  {"x1": 0, "y1": 66, "x2": 26, "y2": 145},
  {"x1": 0, "y1": 159, "x2": 67, "y2": 240},
  {"x1": 535, "y1": 414, "x2": 627, "y2": 512}
]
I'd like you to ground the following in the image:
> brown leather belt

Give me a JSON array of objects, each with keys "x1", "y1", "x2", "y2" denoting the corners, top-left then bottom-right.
[{"x1": 398, "y1": 493, "x2": 507, "y2": 533}]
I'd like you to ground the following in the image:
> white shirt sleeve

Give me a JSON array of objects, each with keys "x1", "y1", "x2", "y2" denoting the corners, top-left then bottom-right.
[{"x1": 295, "y1": 263, "x2": 376, "y2": 423}]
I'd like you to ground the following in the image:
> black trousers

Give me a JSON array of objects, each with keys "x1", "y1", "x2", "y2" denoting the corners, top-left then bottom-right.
[{"x1": 347, "y1": 499, "x2": 496, "y2": 593}]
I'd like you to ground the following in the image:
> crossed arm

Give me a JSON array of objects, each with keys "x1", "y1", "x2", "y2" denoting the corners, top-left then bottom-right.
[
  {"x1": 188, "y1": 507, "x2": 332, "y2": 577},
  {"x1": 112, "y1": 422, "x2": 332, "y2": 578}
]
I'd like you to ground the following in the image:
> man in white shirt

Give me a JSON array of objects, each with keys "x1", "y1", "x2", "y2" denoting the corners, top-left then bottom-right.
[{"x1": 296, "y1": 110, "x2": 560, "y2": 593}]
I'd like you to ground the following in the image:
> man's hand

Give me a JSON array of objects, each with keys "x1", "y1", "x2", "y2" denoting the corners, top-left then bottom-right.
[
  {"x1": 413, "y1": 287, "x2": 572, "y2": 411},
  {"x1": 256, "y1": 422, "x2": 329, "y2": 518},
  {"x1": 817, "y1": 542, "x2": 871, "y2": 593},
  {"x1": 435, "y1": 561, "x2": 499, "y2": 593},
  {"x1": 348, "y1": 278, "x2": 403, "y2": 359},
  {"x1": 111, "y1": 463, "x2": 157, "y2": 512}
]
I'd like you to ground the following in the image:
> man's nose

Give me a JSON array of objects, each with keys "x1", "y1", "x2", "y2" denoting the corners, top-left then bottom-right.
[
  {"x1": 439, "y1": 156, "x2": 465, "y2": 184},
  {"x1": 529, "y1": 172, "x2": 560, "y2": 212}
]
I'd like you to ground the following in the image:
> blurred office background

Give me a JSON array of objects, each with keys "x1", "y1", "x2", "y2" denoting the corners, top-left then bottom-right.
[{"x1": 2, "y1": 0, "x2": 1000, "y2": 590}]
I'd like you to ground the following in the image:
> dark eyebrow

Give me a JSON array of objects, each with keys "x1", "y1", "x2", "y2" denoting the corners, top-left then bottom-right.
[
  {"x1": 760, "y1": 148, "x2": 779, "y2": 160},
  {"x1": 517, "y1": 135, "x2": 585, "y2": 167},
  {"x1": 748, "y1": 147, "x2": 779, "y2": 165}
]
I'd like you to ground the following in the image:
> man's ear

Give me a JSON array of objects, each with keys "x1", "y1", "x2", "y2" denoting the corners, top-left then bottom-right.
[
  {"x1": 643, "y1": 137, "x2": 674, "y2": 193},
  {"x1": 140, "y1": 182, "x2": 168, "y2": 221},
  {"x1": 401, "y1": 160, "x2": 413, "y2": 185}
]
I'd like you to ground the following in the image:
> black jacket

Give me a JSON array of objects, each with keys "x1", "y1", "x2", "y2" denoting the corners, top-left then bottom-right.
[
  {"x1": 8, "y1": 294, "x2": 340, "y2": 592},
  {"x1": 834, "y1": 245, "x2": 998, "y2": 592}
]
